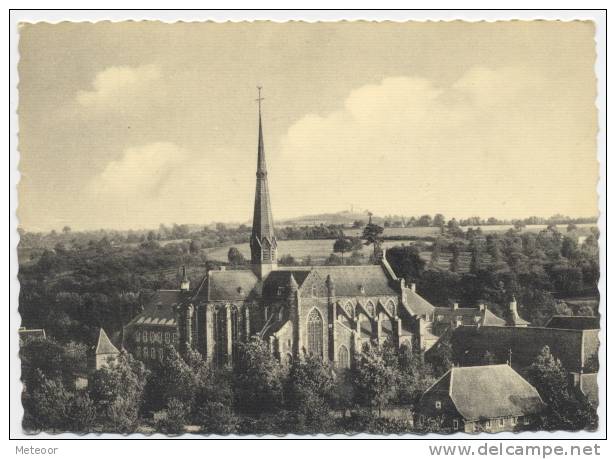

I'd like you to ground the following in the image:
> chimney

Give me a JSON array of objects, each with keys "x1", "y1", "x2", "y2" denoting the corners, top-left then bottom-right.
[
  {"x1": 410, "y1": 282, "x2": 416, "y2": 293},
  {"x1": 452, "y1": 302, "x2": 459, "y2": 310},
  {"x1": 478, "y1": 303, "x2": 486, "y2": 311},
  {"x1": 180, "y1": 266, "x2": 190, "y2": 292}
]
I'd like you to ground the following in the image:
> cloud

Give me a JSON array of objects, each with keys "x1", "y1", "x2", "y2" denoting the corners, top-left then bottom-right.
[
  {"x1": 273, "y1": 67, "x2": 597, "y2": 220},
  {"x1": 76, "y1": 65, "x2": 163, "y2": 111},
  {"x1": 85, "y1": 142, "x2": 256, "y2": 229}
]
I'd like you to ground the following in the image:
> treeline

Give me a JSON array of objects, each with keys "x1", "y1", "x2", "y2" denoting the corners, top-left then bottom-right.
[
  {"x1": 21, "y1": 336, "x2": 596, "y2": 434},
  {"x1": 18, "y1": 239, "x2": 216, "y2": 345},
  {"x1": 356, "y1": 213, "x2": 596, "y2": 229},
  {"x1": 385, "y1": 225, "x2": 600, "y2": 324}
]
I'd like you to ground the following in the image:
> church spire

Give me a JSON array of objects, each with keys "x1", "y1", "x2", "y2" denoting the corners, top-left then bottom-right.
[{"x1": 250, "y1": 86, "x2": 277, "y2": 278}]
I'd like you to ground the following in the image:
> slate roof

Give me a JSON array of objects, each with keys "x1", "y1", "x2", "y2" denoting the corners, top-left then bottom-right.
[
  {"x1": 206, "y1": 270, "x2": 260, "y2": 301},
  {"x1": 432, "y1": 306, "x2": 506, "y2": 326},
  {"x1": 125, "y1": 289, "x2": 184, "y2": 328},
  {"x1": 425, "y1": 364, "x2": 545, "y2": 421},
  {"x1": 262, "y1": 269, "x2": 311, "y2": 298},
  {"x1": 545, "y1": 315, "x2": 600, "y2": 330},
  {"x1": 404, "y1": 289, "x2": 435, "y2": 316},
  {"x1": 96, "y1": 328, "x2": 120, "y2": 355},
  {"x1": 310, "y1": 265, "x2": 398, "y2": 297}
]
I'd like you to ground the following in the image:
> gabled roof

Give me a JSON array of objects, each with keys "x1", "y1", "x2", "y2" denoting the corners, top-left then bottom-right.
[
  {"x1": 545, "y1": 315, "x2": 600, "y2": 330},
  {"x1": 125, "y1": 289, "x2": 184, "y2": 328},
  {"x1": 96, "y1": 328, "x2": 120, "y2": 355},
  {"x1": 404, "y1": 288, "x2": 435, "y2": 316},
  {"x1": 262, "y1": 269, "x2": 311, "y2": 298},
  {"x1": 425, "y1": 364, "x2": 544, "y2": 421},
  {"x1": 207, "y1": 269, "x2": 260, "y2": 301},
  {"x1": 432, "y1": 306, "x2": 506, "y2": 327},
  {"x1": 310, "y1": 265, "x2": 398, "y2": 297}
]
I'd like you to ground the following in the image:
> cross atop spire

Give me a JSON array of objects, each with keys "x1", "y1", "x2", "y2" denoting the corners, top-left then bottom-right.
[{"x1": 255, "y1": 86, "x2": 265, "y2": 114}]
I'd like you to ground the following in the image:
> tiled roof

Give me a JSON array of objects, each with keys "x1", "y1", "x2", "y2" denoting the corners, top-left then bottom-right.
[
  {"x1": 262, "y1": 269, "x2": 311, "y2": 298},
  {"x1": 126, "y1": 289, "x2": 183, "y2": 328},
  {"x1": 545, "y1": 315, "x2": 600, "y2": 330},
  {"x1": 96, "y1": 328, "x2": 120, "y2": 355},
  {"x1": 425, "y1": 364, "x2": 544, "y2": 421},
  {"x1": 404, "y1": 289, "x2": 435, "y2": 316},
  {"x1": 432, "y1": 306, "x2": 506, "y2": 327},
  {"x1": 310, "y1": 265, "x2": 398, "y2": 297},
  {"x1": 207, "y1": 270, "x2": 260, "y2": 301}
]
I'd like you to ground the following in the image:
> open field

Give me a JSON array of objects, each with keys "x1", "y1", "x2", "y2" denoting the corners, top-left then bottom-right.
[{"x1": 205, "y1": 239, "x2": 424, "y2": 264}]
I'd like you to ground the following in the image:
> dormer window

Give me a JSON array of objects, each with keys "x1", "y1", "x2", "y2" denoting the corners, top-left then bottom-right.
[
  {"x1": 277, "y1": 286, "x2": 284, "y2": 296},
  {"x1": 359, "y1": 285, "x2": 365, "y2": 294},
  {"x1": 435, "y1": 401, "x2": 442, "y2": 409},
  {"x1": 237, "y1": 286, "x2": 243, "y2": 295}
]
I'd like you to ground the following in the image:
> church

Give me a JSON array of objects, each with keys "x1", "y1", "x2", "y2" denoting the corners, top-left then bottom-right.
[{"x1": 123, "y1": 92, "x2": 453, "y2": 367}]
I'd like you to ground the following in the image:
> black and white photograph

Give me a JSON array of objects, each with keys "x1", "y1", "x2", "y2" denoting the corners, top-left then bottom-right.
[{"x1": 10, "y1": 10, "x2": 606, "y2": 441}]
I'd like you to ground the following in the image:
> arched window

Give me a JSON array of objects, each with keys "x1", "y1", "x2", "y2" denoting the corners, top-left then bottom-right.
[
  {"x1": 135, "y1": 331, "x2": 140, "y2": 342},
  {"x1": 215, "y1": 307, "x2": 227, "y2": 367},
  {"x1": 230, "y1": 306, "x2": 240, "y2": 364},
  {"x1": 307, "y1": 309, "x2": 323, "y2": 357},
  {"x1": 143, "y1": 330, "x2": 148, "y2": 343},
  {"x1": 143, "y1": 347, "x2": 148, "y2": 358},
  {"x1": 135, "y1": 347, "x2": 141, "y2": 358},
  {"x1": 284, "y1": 353, "x2": 293, "y2": 367},
  {"x1": 151, "y1": 347, "x2": 156, "y2": 359},
  {"x1": 338, "y1": 345, "x2": 350, "y2": 369},
  {"x1": 165, "y1": 332, "x2": 170, "y2": 344}
]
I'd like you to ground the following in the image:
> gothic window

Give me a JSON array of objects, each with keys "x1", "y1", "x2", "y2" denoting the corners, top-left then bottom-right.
[
  {"x1": 386, "y1": 300, "x2": 395, "y2": 316},
  {"x1": 143, "y1": 347, "x2": 148, "y2": 358},
  {"x1": 230, "y1": 306, "x2": 240, "y2": 364},
  {"x1": 284, "y1": 353, "x2": 293, "y2": 367},
  {"x1": 365, "y1": 301, "x2": 375, "y2": 316},
  {"x1": 337, "y1": 345, "x2": 350, "y2": 369},
  {"x1": 307, "y1": 309, "x2": 323, "y2": 357},
  {"x1": 135, "y1": 347, "x2": 141, "y2": 358},
  {"x1": 143, "y1": 330, "x2": 148, "y2": 343},
  {"x1": 215, "y1": 307, "x2": 227, "y2": 367},
  {"x1": 277, "y1": 286, "x2": 284, "y2": 296},
  {"x1": 135, "y1": 331, "x2": 140, "y2": 342},
  {"x1": 150, "y1": 331, "x2": 155, "y2": 342},
  {"x1": 165, "y1": 332, "x2": 170, "y2": 344},
  {"x1": 151, "y1": 347, "x2": 156, "y2": 359},
  {"x1": 344, "y1": 302, "x2": 354, "y2": 318}
]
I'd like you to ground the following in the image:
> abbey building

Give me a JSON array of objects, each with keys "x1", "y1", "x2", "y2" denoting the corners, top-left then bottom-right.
[{"x1": 123, "y1": 94, "x2": 479, "y2": 367}]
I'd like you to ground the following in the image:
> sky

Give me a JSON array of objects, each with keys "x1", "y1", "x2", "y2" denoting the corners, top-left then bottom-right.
[{"x1": 17, "y1": 21, "x2": 599, "y2": 231}]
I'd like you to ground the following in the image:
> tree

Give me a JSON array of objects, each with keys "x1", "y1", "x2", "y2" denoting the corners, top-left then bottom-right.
[
  {"x1": 469, "y1": 238, "x2": 484, "y2": 274},
  {"x1": 430, "y1": 237, "x2": 444, "y2": 267},
  {"x1": 397, "y1": 345, "x2": 435, "y2": 405},
  {"x1": 89, "y1": 351, "x2": 148, "y2": 432},
  {"x1": 227, "y1": 246, "x2": 246, "y2": 266},
  {"x1": 525, "y1": 346, "x2": 597, "y2": 431},
  {"x1": 155, "y1": 398, "x2": 188, "y2": 435},
  {"x1": 144, "y1": 344, "x2": 197, "y2": 413},
  {"x1": 284, "y1": 355, "x2": 335, "y2": 432},
  {"x1": 22, "y1": 371, "x2": 72, "y2": 432},
  {"x1": 62, "y1": 226, "x2": 71, "y2": 234},
  {"x1": 449, "y1": 241, "x2": 462, "y2": 273},
  {"x1": 333, "y1": 236, "x2": 354, "y2": 260},
  {"x1": 362, "y1": 219, "x2": 384, "y2": 258},
  {"x1": 386, "y1": 245, "x2": 426, "y2": 283},
  {"x1": 416, "y1": 215, "x2": 432, "y2": 227},
  {"x1": 433, "y1": 214, "x2": 445, "y2": 229},
  {"x1": 233, "y1": 337, "x2": 283, "y2": 415},
  {"x1": 195, "y1": 367, "x2": 238, "y2": 434},
  {"x1": 352, "y1": 342, "x2": 398, "y2": 416}
]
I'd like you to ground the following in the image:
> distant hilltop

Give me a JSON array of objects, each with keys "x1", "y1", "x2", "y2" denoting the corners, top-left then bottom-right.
[{"x1": 275, "y1": 210, "x2": 379, "y2": 227}]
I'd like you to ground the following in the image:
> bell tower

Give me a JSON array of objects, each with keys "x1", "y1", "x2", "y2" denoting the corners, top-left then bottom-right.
[{"x1": 250, "y1": 87, "x2": 277, "y2": 278}]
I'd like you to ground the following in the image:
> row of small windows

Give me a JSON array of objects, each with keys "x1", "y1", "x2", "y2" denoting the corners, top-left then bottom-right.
[
  {"x1": 134, "y1": 346, "x2": 163, "y2": 361},
  {"x1": 134, "y1": 330, "x2": 176, "y2": 344}
]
